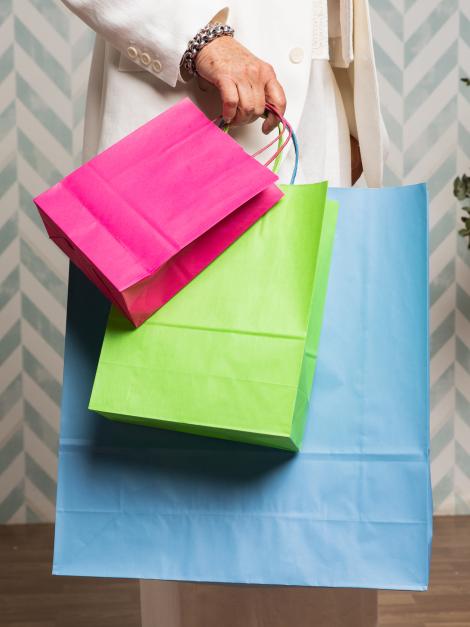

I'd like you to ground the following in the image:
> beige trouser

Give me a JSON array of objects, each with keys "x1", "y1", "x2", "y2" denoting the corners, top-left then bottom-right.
[{"x1": 140, "y1": 581, "x2": 378, "y2": 627}]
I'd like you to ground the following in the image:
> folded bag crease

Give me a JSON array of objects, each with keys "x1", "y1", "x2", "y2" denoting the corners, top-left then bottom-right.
[
  {"x1": 52, "y1": 100, "x2": 430, "y2": 587},
  {"x1": 109, "y1": 318, "x2": 307, "y2": 340},
  {"x1": 60, "y1": 155, "x2": 280, "y2": 280},
  {"x1": 90, "y1": 165, "x2": 339, "y2": 450},
  {"x1": 35, "y1": 98, "x2": 286, "y2": 326}
]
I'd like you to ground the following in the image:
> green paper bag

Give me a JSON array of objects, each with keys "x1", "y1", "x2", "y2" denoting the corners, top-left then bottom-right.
[{"x1": 89, "y1": 182, "x2": 338, "y2": 451}]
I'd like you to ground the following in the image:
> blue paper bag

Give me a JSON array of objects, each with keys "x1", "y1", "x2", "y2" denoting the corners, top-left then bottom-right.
[{"x1": 53, "y1": 184, "x2": 431, "y2": 590}]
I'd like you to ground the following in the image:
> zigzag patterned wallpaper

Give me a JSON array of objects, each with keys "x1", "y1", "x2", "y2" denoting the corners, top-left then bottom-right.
[
  {"x1": 0, "y1": 0, "x2": 469, "y2": 523},
  {"x1": 372, "y1": 0, "x2": 470, "y2": 515}
]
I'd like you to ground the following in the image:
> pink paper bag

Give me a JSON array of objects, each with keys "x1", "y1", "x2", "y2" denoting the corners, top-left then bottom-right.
[{"x1": 34, "y1": 98, "x2": 283, "y2": 326}]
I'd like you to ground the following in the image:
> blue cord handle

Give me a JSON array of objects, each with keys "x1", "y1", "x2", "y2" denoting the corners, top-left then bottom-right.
[
  {"x1": 289, "y1": 129, "x2": 299, "y2": 185},
  {"x1": 218, "y1": 117, "x2": 299, "y2": 185},
  {"x1": 272, "y1": 127, "x2": 299, "y2": 184}
]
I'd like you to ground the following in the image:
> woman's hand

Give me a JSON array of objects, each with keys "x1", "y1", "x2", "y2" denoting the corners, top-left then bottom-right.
[
  {"x1": 195, "y1": 36, "x2": 286, "y2": 134},
  {"x1": 351, "y1": 136, "x2": 363, "y2": 184}
]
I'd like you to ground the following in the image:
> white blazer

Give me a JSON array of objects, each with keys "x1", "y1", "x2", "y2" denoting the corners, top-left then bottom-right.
[{"x1": 62, "y1": 0, "x2": 388, "y2": 187}]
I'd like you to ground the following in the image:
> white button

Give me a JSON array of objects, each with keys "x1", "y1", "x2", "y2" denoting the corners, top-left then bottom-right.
[
  {"x1": 289, "y1": 47, "x2": 304, "y2": 64},
  {"x1": 127, "y1": 46, "x2": 138, "y2": 60},
  {"x1": 140, "y1": 52, "x2": 151, "y2": 65},
  {"x1": 152, "y1": 59, "x2": 162, "y2": 73}
]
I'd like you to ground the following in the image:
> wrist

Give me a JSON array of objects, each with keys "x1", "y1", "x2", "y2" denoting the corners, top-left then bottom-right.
[{"x1": 181, "y1": 22, "x2": 234, "y2": 77}]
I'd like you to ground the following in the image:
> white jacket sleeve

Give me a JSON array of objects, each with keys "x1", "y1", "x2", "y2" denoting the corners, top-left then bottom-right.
[{"x1": 61, "y1": 0, "x2": 228, "y2": 87}]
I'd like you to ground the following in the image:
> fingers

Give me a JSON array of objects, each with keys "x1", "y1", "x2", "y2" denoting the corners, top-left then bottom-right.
[
  {"x1": 232, "y1": 82, "x2": 256, "y2": 126},
  {"x1": 262, "y1": 112, "x2": 278, "y2": 135},
  {"x1": 196, "y1": 38, "x2": 287, "y2": 130},
  {"x1": 262, "y1": 77, "x2": 287, "y2": 134},
  {"x1": 216, "y1": 76, "x2": 239, "y2": 123},
  {"x1": 232, "y1": 83, "x2": 266, "y2": 126},
  {"x1": 215, "y1": 61, "x2": 286, "y2": 131},
  {"x1": 252, "y1": 83, "x2": 267, "y2": 119}
]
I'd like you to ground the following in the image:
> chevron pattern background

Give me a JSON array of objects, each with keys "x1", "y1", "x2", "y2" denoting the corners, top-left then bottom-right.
[
  {"x1": 0, "y1": 0, "x2": 93, "y2": 523},
  {"x1": 0, "y1": 0, "x2": 469, "y2": 522},
  {"x1": 369, "y1": 0, "x2": 470, "y2": 515}
]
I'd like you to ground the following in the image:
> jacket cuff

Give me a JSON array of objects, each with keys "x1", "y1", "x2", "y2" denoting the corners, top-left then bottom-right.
[{"x1": 123, "y1": 6, "x2": 229, "y2": 87}]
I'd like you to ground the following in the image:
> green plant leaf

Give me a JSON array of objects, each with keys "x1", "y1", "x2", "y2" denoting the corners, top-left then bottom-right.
[{"x1": 454, "y1": 176, "x2": 468, "y2": 200}]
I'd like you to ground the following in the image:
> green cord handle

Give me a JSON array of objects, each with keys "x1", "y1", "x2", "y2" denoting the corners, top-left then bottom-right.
[{"x1": 272, "y1": 124, "x2": 283, "y2": 173}]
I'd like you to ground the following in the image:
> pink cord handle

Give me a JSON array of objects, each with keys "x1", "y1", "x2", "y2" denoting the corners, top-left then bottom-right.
[
  {"x1": 216, "y1": 103, "x2": 293, "y2": 168},
  {"x1": 252, "y1": 103, "x2": 292, "y2": 167}
]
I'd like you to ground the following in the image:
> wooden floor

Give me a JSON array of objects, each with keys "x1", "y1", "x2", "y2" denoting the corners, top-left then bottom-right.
[
  {"x1": 379, "y1": 516, "x2": 470, "y2": 627},
  {"x1": 0, "y1": 517, "x2": 469, "y2": 627}
]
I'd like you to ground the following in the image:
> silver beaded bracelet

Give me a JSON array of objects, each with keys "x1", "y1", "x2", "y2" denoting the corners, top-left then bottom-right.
[{"x1": 182, "y1": 22, "x2": 235, "y2": 76}]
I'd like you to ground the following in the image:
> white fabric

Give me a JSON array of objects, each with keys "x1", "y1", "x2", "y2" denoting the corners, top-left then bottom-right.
[
  {"x1": 61, "y1": 0, "x2": 229, "y2": 87},
  {"x1": 278, "y1": 59, "x2": 351, "y2": 186},
  {"x1": 64, "y1": 0, "x2": 387, "y2": 186},
  {"x1": 60, "y1": 1, "x2": 385, "y2": 624},
  {"x1": 327, "y1": 0, "x2": 354, "y2": 67},
  {"x1": 312, "y1": 0, "x2": 329, "y2": 60}
]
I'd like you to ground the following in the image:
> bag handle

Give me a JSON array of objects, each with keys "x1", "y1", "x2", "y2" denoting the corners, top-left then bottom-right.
[
  {"x1": 217, "y1": 103, "x2": 291, "y2": 166},
  {"x1": 272, "y1": 126, "x2": 299, "y2": 185},
  {"x1": 265, "y1": 103, "x2": 299, "y2": 185},
  {"x1": 217, "y1": 102, "x2": 299, "y2": 184},
  {"x1": 252, "y1": 103, "x2": 292, "y2": 167}
]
